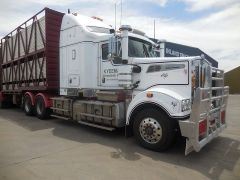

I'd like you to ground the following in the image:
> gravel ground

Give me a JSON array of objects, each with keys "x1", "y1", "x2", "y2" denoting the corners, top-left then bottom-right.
[{"x1": 0, "y1": 95, "x2": 239, "y2": 180}]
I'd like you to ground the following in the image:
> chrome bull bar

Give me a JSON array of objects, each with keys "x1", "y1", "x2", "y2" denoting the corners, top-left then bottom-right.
[{"x1": 179, "y1": 67, "x2": 229, "y2": 155}]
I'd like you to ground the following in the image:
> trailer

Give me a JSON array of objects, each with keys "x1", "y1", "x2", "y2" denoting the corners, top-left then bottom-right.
[
  {"x1": 0, "y1": 8, "x2": 229, "y2": 155},
  {"x1": 0, "y1": 8, "x2": 63, "y2": 112}
]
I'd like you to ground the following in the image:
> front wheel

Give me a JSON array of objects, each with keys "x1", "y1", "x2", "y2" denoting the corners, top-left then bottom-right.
[{"x1": 133, "y1": 109, "x2": 176, "y2": 151}]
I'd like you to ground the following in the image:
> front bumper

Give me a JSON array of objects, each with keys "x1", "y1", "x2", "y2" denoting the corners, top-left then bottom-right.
[{"x1": 179, "y1": 86, "x2": 229, "y2": 155}]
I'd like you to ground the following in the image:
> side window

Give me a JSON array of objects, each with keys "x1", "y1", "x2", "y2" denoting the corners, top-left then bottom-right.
[{"x1": 102, "y1": 43, "x2": 108, "y2": 60}]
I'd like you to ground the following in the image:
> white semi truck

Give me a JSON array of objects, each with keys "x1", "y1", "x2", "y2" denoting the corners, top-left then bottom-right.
[{"x1": 0, "y1": 8, "x2": 229, "y2": 155}]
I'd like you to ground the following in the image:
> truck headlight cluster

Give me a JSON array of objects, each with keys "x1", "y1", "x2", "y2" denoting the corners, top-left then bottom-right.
[{"x1": 181, "y1": 99, "x2": 191, "y2": 112}]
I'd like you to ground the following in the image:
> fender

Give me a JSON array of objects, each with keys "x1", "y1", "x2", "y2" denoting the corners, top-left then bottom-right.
[
  {"x1": 126, "y1": 87, "x2": 190, "y2": 125},
  {"x1": 24, "y1": 92, "x2": 35, "y2": 106},
  {"x1": 35, "y1": 93, "x2": 53, "y2": 108}
]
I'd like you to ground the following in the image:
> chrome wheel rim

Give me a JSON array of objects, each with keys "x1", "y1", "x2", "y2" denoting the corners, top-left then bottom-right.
[{"x1": 139, "y1": 118, "x2": 162, "y2": 144}]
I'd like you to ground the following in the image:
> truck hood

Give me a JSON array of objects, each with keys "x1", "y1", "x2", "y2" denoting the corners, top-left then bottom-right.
[
  {"x1": 147, "y1": 86, "x2": 187, "y2": 100},
  {"x1": 130, "y1": 56, "x2": 202, "y2": 64}
]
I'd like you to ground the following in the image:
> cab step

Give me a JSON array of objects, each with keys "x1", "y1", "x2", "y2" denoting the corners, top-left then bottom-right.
[
  {"x1": 77, "y1": 120, "x2": 115, "y2": 131},
  {"x1": 51, "y1": 114, "x2": 71, "y2": 120}
]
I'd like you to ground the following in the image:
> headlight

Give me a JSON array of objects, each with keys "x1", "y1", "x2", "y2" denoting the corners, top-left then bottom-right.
[{"x1": 181, "y1": 99, "x2": 191, "y2": 112}]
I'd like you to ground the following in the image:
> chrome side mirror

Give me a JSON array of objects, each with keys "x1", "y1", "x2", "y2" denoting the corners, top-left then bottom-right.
[{"x1": 108, "y1": 36, "x2": 118, "y2": 59}]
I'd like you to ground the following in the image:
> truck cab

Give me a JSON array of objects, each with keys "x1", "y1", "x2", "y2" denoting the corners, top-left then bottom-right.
[{"x1": 53, "y1": 13, "x2": 229, "y2": 154}]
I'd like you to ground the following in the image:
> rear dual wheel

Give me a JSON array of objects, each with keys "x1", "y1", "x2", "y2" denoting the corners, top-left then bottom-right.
[
  {"x1": 0, "y1": 95, "x2": 13, "y2": 109},
  {"x1": 35, "y1": 96, "x2": 51, "y2": 120},
  {"x1": 0, "y1": 101, "x2": 7, "y2": 109},
  {"x1": 23, "y1": 94, "x2": 50, "y2": 119},
  {"x1": 24, "y1": 94, "x2": 34, "y2": 115},
  {"x1": 0, "y1": 101, "x2": 9, "y2": 109}
]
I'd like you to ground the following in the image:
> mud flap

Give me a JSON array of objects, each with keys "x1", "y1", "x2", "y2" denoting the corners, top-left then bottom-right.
[
  {"x1": 178, "y1": 120, "x2": 198, "y2": 156},
  {"x1": 185, "y1": 139, "x2": 194, "y2": 156}
]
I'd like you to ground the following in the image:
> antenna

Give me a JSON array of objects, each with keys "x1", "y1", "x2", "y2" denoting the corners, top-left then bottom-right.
[
  {"x1": 154, "y1": 19, "x2": 156, "y2": 40},
  {"x1": 120, "y1": 0, "x2": 122, "y2": 26},
  {"x1": 115, "y1": 3, "x2": 117, "y2": 31}
]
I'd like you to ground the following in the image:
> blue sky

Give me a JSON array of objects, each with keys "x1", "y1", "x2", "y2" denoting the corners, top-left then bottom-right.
[
  {"x1": 0, "y1": 0, "x2": 239, "y2": 71},
  {"x1": 123, "y1": 0, "x2": 216, "y2": 21}
]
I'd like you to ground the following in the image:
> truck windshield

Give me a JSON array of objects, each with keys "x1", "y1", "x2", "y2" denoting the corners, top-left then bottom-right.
[{"x1": 128, "y1": 37, "x2": 156, "y2": 57}]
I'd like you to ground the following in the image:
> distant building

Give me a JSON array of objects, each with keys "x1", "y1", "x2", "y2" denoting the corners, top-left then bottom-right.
[
  {"x1": 152, "y1": 39, "x2": 218, "y2": 68},
  {"x1": 224, "y1": 66, "x2": 240, "y2": 94}
]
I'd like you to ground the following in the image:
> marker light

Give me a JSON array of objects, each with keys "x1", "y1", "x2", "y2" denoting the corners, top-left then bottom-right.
[
  {"x1": 221, "y1": 111, "x2": 226, "y2": 124},
  {"x1": 91, "y1": 16, "x2": 103, "y2": 21},
  {"x1": 199, "y1": 119, "x2": 207, "y2": 137},
  {"x1": 146, "y1": 92, "x2": 153, "y2": 98}
]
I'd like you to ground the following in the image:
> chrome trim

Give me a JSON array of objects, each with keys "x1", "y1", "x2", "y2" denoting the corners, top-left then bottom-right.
[
  {"x1": 139, "y1": 118, "x2": 162, "y2": 144},
  {"x1": 179, "y1": 66, "x2": 229, "y2": 155}
]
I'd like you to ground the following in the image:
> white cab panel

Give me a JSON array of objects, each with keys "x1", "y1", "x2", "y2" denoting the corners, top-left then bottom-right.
[
  {"x1": 134, "y1": 60, "x2": 189, "y2": 89},
  {"x1": 59, "y1": 14, "x2": 112, "y2": 95}
]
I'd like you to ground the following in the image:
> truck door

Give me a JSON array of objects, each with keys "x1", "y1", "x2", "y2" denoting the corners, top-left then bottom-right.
[
  {"x1": 99, "y1": 42, "x2": 119, "y2": 87},
  {"x1": 67, "y1": 44, "x2": 81, "y2": 87}
]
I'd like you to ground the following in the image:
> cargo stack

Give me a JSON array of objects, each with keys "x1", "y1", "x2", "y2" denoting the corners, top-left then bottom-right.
[{"x1": 0, "y1": 8, "x2": 64, "y2": 92}]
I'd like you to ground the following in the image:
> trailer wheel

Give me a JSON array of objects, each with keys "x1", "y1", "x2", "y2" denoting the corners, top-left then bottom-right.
[
  {"x1": 0, "y1": 95, "x2": 13, "y2": 109},
  {"x1": 133, "y1": 108, "x2": 176, "y2": 151},
  {"x1": 0, "y1": 101, "x2": 13, "y2": 109},
  {"x1": 24, "y1": 95, "x2": 34, "y2": 115},
  {"x1": 35, "y1": 96, "x2": 50, "y2": 120},
  {"x1": 0, "y1": 101, "x2": 5, "y2": 109},
  {"x1": 0, "y1": 101, "x2": 6, "y2": 108}
]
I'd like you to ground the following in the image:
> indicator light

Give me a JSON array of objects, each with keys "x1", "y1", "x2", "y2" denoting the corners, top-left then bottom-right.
[{"x1": 146, "y1": 92, "x2": 153, "y2": 98}]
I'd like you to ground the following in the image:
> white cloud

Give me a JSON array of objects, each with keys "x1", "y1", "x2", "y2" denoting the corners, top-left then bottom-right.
[
  {"x1": 0, "y1": 0, "x2": 239, "y2": 71},
  {"x1": 148, "y1": 0, "x2": 168, "y2": 7},
  {"x1": 118, "y1": 3, "x2": 240, "y2": 71},
  {"x1": 179, "y1": 0, "x2": 239, "y2": 12}
]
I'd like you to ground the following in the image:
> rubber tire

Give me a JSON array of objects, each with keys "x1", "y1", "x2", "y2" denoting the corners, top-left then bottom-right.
[
  {"x1": 35, "y1": 96, "x2": 50, "y2": 120},
  {"x1": 0, "y1": 101, "x2": 4, "y2": 109},
  {"x1": 0, "y1": 101, "x2": 5, "y2": 109},
  {"x1": 24, "y1": 95, "x2": 34, "y2": 116},
  {"x1": 133, "y1": 108, "x2": 176, "y2": 151}
]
